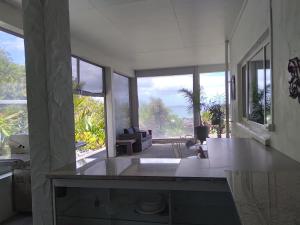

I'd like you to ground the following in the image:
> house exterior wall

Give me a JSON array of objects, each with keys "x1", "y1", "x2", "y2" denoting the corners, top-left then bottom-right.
[{"x1": 230, "y1": 0, "x2": 300, "y2": 162}]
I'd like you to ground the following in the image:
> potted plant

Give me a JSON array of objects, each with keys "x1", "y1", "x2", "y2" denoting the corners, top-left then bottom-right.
[{"x1": 207, "y1": 103, "x2": 225, "y2": 138}]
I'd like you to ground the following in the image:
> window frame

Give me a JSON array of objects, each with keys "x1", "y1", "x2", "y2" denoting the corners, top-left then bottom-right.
[{"x1": 240, "y1": 42, "x2": 273, "y2": 129}]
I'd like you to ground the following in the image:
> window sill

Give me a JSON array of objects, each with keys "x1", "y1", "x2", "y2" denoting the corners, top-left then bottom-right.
[{"x1": 236, "y1": 121, "x2": 272, "y2": 146}]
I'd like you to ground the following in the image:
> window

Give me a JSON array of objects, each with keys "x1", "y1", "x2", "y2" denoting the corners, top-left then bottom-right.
[
  {"x1": 241, "y1": 65, "x2": 247, "y2": 118},
  {"x1": 0, "y1": 30, "x2": 27, "y2": 154},
  {"x1": 138, "y1": 75, "x2": 194, "y2": 139},
  {"x1": 71, "y1": 57, "x2": 106, "y2": 154},
  {"x1": 113, "y1": 73, "x2": 130, "y2": 135},
  {"x1": 265, "y1": 44, "x2": 272, "y2": 124},
  {"x1": 241, "y1": 43, "x2": 272, "y2": 126},
  {"x1": 72, "y1": 57, "x2": 104, "y2": 96},
  {"x1": 248, "y1": 48, "x2": 265, "y2": 124}
]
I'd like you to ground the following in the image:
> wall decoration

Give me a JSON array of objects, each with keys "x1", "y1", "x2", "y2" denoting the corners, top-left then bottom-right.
[
  {"x1": 230, "y1": 75, "x2": 236, "y2": 100},
  {"x1": 288, "y1": 57, "x2": 300, "y2": 103}
]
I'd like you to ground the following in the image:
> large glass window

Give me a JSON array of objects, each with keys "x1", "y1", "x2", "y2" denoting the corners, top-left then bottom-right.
[
  {"x1": 0, "y1": 30, "x2": 27, "y2": 154},
  {"x1": 138, "y1": 75, "x2": 193, "y2": 139},
  {"x1": 113, "y1": 73, "x2": 130, "y2": 135},
  {"x1": 241, "y1": 43, "x2": 272, "y2": 126},
  {"x1": 199, "y1": 72, "x2": 226, "y2": 138},
  {"x1": 71, "y1": 57, "x2": 105, "y2": 155}
]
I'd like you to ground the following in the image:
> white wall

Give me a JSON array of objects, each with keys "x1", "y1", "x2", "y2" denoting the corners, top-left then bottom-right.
[
  {"x1": 230, "y1": 0, "x2": 300, "y2": 162},
  {"x1": 270, "y1": 0, "x2": 300, "y2": 162}
]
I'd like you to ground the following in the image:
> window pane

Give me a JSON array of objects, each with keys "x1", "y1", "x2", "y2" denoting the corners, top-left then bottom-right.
[
  {"x1": 73, "y1": 95, "x2": 106, "y2": 153},
  {"x1": 138, "y1": 75, "x2": 193, "y2": 139},
  {"x1": 113, "y1": 73, "x2": 130, "y2": 135},
  {"x1": 79, "y1": 60, "x2": 103, "y2": 94},
  {"x1": 241, "y1": 65, "x2": 247, "y2": 118},
  {"x1": 200, "y1": 72, "x2": 226, "y2": 138},
  {"x1": 71, "y1": 57, "x2": 78, "y2": 86},
  {"x1": 0, "y1": 30, "x2": 28, "y2": 153},
  {"x1": 265, "y1": 44, "x2": 272, "y2": 125},
  {"x1": 248, "y1": 49, "x2": 265, "y2": 124}
]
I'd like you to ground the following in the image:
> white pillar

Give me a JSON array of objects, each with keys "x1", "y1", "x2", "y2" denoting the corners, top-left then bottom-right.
[
  {"x1": 130, "y1": 77, "x2": 139, "y2": 127},
  {"x1": 22, "y1": 0, "x2": 76, "y2": 224},
  {"x1": 225, "y1": 40, "x2": 230, "y2": 138},
  {"x1": 193, "y1": 66, "x2": 200, "y2": 132},
  {"x1": 105, "y1": 67, "x2": 117, "y2": 157}
]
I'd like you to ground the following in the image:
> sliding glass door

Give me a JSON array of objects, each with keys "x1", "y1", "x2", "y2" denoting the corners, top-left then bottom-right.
[{"x1": 138, "y1": 75, "x2": 193, "y2": 139}]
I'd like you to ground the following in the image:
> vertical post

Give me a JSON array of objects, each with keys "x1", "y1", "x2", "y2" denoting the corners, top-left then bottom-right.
[
  {"x1": 22, "y1": 0, "x2": 76, "y2": 224},
  {"x1": 105, "y1": 67, "x2": 116, "y2": 157},
  {"x1": 193, "y1": 66, "x2": 200, "y2": 137},
  {"x1": 130, "y1": 76, "x2": 139, "y2": 128},
  {"x1": 225, "y1": 40, "x2": 230, "y2": 138}
]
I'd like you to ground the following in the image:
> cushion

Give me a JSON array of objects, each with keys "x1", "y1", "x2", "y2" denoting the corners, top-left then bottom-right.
[
  {"x1": 132, "y1": 126, "x2": 140, "y2": 133},
  {"x1": 124, "y1": 128, "x2": 135, "y2": 134},
  {"x1": 139, "y1": 131, "x2": 147, "y2": 138}
]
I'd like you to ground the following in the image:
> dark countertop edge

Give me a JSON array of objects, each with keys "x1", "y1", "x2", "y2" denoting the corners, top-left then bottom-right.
[{"x1": 47, "y1": 174, "x2": 227, "y2": 182}]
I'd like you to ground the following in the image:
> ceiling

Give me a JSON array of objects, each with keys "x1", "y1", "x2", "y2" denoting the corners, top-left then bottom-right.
[
  {"x1": 3, "y1": 0, "x2": 244, "y2": 70},
  {"x1": 69, "y1": 0, "x2": 244, "y2": 70}
]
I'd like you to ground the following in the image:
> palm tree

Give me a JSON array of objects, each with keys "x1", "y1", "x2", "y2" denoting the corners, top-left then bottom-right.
[{"x1": 178, "y1": 88, "x2": 206, "y2": 125}]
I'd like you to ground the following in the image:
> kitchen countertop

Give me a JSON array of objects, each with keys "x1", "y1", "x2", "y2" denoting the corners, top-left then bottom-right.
[
  {"x1": 48, "y1": 138, "x2": 300, "y2": 225},
  {"x1": 0, "y1": 153, "x2": 30, "y2": 168}
]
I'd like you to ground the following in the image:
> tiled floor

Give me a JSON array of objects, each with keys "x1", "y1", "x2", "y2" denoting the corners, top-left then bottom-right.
[{"x1": 119, "y1": 143, "x2": 201, "y2": 158}]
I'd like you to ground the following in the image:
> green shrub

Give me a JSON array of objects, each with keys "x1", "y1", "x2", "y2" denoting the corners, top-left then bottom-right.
[{"x1": 73, "y1": 95, "x2": 105, "y2": 150}]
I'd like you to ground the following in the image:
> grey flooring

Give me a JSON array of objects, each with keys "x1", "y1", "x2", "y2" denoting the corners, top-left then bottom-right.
[{"x1": 120, "y1": 143, "x2": 200, "y2": 158}]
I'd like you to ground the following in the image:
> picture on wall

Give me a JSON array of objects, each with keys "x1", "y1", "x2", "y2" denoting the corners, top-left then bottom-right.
[{"x1": 230, "y1": 75, "x2": 236, "y2": 100}]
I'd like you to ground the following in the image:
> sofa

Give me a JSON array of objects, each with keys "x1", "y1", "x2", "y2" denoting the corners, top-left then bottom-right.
[{"x1": 118, "y1": 127, "x2": 152, "y2": 152}]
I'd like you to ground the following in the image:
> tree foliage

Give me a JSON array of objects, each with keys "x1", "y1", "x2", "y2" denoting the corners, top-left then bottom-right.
[
  {"x1": 139, "y1": 98, "x2": 187, "y2": 138},
  {"x1": 73, "y1": 95, "x2": 105, "y2": 150},
  {"x1": 0, "y1": 48, "x2": 28, "y2": 146},
  {"x1": 0, "y1": 49, "x2": 26, "y2": 100}
]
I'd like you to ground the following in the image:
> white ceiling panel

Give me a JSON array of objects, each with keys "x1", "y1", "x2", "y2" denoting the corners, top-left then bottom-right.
[{"x1": 68, "y1": 0, "x2": 244, "y2": 69}]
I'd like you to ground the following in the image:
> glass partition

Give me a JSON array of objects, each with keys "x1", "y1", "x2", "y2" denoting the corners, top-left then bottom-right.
[
  {"x1": 138, "y1": 75, "x2": 193, "y2": 139},
  {"x1": 113, "y1": 73, "x2": 130, "y2": 135}
]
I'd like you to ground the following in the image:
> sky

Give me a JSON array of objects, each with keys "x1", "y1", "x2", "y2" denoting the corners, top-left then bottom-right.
[
  {"x1": 0, "y1": 31, "x2": 25, "y2": 65},
  {"x1": 138, "y1": 73, "x2": 226, "y2": 118}
]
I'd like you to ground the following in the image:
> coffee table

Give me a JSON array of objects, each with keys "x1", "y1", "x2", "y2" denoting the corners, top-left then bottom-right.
[{"x1": 116, "y1": 139, "x2": 136, "y2": 155}]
